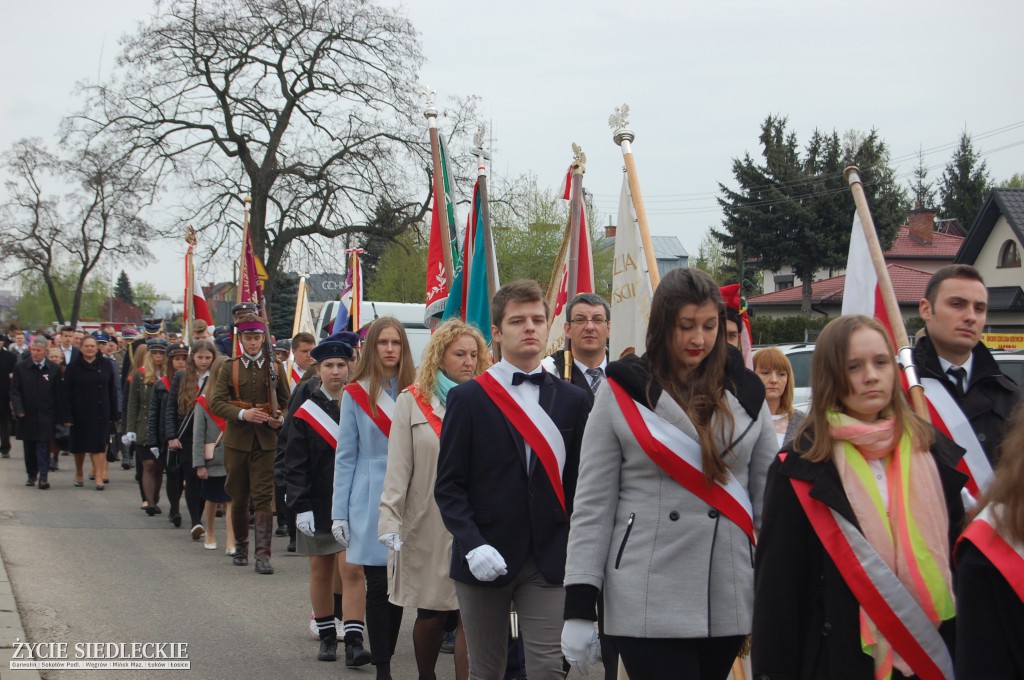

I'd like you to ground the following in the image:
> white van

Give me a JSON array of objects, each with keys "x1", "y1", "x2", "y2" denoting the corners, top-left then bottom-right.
[{"x1": 316, "y1": 300, "x2": 431, "y2": 366}]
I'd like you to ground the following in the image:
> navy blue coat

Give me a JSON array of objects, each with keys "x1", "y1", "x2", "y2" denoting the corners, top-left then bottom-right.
[{"x1": 435, "y1": 370, "x2": 589, "y2": 587}]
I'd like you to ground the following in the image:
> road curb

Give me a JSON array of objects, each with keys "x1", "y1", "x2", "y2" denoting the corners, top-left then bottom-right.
[{"x1": 0, "y1": 543, "x2": 43, "y2": 679}]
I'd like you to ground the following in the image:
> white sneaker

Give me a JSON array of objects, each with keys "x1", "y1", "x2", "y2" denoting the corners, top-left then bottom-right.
[
  {"x1": 204, "y1": 542, "x2": 218, "y2": 550},
  {"x1": 308, "y1": 612, "x2": 319, "y2": 639},
  {"x1": 335, "y1": 617, "x2": 344, "y2": 637}
]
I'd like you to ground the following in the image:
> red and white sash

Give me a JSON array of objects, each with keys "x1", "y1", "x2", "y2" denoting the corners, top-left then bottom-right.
[
  {"x1": 195, "y1": 395, "x2": 226, "y2": 433},
  {"x1": 921, "y1": 377, "x2": 993, "y2": 497},
  {"x1": 788, "y1": 473, "x2": 954, "y2": 680},
  {"x1": 607, "y1": 378, "x2": 756, "y2": 544},
  {"x1": 287, "y1": 362, "x2": 303, "y2": 390},
  {"x1": 958, "y1": 504, "x2": 1024, "y2": 601},
  {"x1": 409, "y1": 385, "x2": 443, "y2": 439},
  {"x1": 476, "y1": 369, "x2": 567, "y2": 513},
  {"x1": 159, "y1": 375, "x2": 171, "y2": 392},
  {"x1": 294, "y1": 399, "x2": 341, "y2": 450},
  {"x1": 345, "y1": 381, "x2": 395, "y2": 438}
]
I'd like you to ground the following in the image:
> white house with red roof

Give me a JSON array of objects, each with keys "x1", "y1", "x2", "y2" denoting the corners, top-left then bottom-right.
[{"x1": 750, "y1": 206, "x2": 962, "y2": 320}]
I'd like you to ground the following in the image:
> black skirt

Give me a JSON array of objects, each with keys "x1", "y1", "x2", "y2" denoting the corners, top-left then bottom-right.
[{"x1": 201, "y1": 475, "x2": 231, "y2": 502}]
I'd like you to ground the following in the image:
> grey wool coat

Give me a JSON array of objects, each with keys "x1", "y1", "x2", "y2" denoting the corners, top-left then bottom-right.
[{"x1": 564, "y1": 352, "x2": 779, "y2": 639}]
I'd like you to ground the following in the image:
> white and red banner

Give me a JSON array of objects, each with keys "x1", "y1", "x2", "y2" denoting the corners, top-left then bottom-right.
[
  {"x1": 609, "y1": 172, "x2": 653, "y2": 359},
  {"x1": 607, "y1": 378, "x2": 755, "y2": 544},
  {"x1": 546, "y1": 166, "x2": 595, "y2": 356},
  {"x1": 294, "y1": 399, "x2": 341, "y2": 450},
  {"x1": 477, "y1": 369, "x2": 567, "y2": 513},
  {"x1": 842, "y1": 212, "x2": 894, "y2": 340},
  {"x1": 345, "y1": 381, "x2": 395, "y2": 438}
]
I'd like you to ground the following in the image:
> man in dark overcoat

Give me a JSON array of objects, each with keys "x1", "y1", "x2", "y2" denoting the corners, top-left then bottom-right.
[{"x1": 10, "y1": 337, "x2": 61, "y2": 488}]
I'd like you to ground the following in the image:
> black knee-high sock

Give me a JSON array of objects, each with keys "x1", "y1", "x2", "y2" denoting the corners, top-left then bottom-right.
[
  {"x1": 333, "y1": 593, "x2": 343, "y2": 621},
  {"x1": 315, "y1": 615, "x2": 336, "y2": 641},
  {"x1": 343, "y1": 620, "x2": 365, "y2": 644}
]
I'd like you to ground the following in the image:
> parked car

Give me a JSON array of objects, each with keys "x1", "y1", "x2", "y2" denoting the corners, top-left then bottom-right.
[
  {"x1": 316, "y1": 300, "x2": 431, "y2": 365},
  {"x1": 992, "y1": 350, "x2": 1024, "y2": 386},
  {"x1": 777, "y1": 344, "x2": 815, "y2": 411}
]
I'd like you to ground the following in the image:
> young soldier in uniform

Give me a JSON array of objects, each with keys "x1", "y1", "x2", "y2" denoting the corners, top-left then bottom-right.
[{"x1": 209, "y1": 315, "x2": 290, "y2": 574}]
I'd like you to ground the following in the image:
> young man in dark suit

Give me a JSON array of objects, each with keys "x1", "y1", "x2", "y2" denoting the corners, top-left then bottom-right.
[{"x1": 436, "y1": 279, "x2": 590, "y2": 680}]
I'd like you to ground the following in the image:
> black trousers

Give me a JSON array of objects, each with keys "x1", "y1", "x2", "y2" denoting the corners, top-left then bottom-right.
[
  {"x1": 166, "y1": 449, "x2": 203, "y2": 527},
  {"x1": 0, "y1": 413, "x2": 13, "y2": 452},
  {"x1": 612, "y1": 634, "x2": 745, "y2": 680},
  {"x1": 364, "y1": 565, "x2": 403, "y2": 665}
]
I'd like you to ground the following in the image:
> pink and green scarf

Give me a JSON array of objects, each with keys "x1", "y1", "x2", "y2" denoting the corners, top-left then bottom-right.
[{"x1": 828, "y1": 410, "x2": 954, "y2": 679}]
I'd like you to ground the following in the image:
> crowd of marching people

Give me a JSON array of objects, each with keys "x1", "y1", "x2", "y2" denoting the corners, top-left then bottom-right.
[{"x1": 1, "y1": 262, "x2": 1022, "y2": 680}]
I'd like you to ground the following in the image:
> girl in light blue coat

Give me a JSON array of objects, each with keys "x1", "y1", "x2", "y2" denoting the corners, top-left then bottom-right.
[{"x1": 332, "y1": 317, "x2": 415, "y2": 680}]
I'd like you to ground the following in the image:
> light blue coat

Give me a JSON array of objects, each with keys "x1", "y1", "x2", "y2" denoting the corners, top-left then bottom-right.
[{"x1": 332, "y1": 378, "x2": 397, "y2": 566}]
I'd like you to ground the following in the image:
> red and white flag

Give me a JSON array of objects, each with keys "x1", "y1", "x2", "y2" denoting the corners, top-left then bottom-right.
[
  {"x1": 841, "y1": 212, "x2": 893, "y2": 340},
  {"x1": 545, "y1": 166, "x2": 594, "y2": 356},
  {"x1": 186, "y1": 244, "x2": 214, "y2": 326}
]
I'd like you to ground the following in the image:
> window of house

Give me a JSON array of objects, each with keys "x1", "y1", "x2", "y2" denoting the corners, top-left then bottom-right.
[
  {"x1": 998, "y1": 239, "x2": 1021, "y2": 268},
  {"x1": 775, "y1": 274, "x2": 794, "y2": 290}
]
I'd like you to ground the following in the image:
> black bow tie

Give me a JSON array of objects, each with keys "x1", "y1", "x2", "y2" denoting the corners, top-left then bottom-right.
[{"x1": 511, "y1": 371, "x2": 546, "y2": 387}]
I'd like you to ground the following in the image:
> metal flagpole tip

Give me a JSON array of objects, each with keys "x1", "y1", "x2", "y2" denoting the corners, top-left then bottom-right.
[
  {"x1": 244, "y1": 194, "x2": 252, "y2": 205},
  {"x1": 421, "y1": 85, "x2": 438, "y2": 119},
  {"x1": 185, "y1": 224, "x2": 197, "y2": 245},
  {"x1": 609, "y1": 103, "x2": 635, "y2": 145},
  {"x1": 843, "y1": 165, "x2": 861, "y2": 185}
]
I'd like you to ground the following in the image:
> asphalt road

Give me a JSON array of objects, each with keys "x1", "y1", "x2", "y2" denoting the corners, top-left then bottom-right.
[{"x1": 0, "y1": 450, "x2": 461, "y2": 680}]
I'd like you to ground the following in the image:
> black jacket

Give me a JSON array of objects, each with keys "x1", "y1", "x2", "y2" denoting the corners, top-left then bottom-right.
[
  {"x1": 59, "y1": 355, "x2": 118, "y2": 453},
  {"x1": 0, "y1": 349, "x2": 15, "y2": 416},
  {"x1": 282, "y1": 385, "x2": 338, "y2": 531},
  {"x1": 954, "y1": 539, "x2": 1024, "y2": 678},
  {"x1": 147, "y1": 376, "x2": 172, "y2": 452},
  {"x1": 10, "y1": 358, "x2": 61, "y2": 442},
  {"x1": 913, "y1": 334, "x2": 1021, "y2": 465},
  {"x1": 275, "y1": 376, "x2": 320, "y2": 485},
  {"x1": 435, "y1": 369, "x2": 590, "y2": 587},
  {"x1": 751, "y1": 430, "x2": 967, "y2": 679},
  {"x1": 547, "y1": 350, "x2": 605, "y2": 408}
]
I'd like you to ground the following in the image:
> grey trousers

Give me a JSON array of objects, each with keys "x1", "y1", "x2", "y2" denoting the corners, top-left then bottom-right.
[{"x1": 455, "y1": 559, "x2": 565, "y2": 680}]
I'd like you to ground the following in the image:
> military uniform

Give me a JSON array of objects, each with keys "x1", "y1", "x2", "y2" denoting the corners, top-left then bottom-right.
[{"x1": 210, "y1": 351, "x2": 290, "y2": 571}]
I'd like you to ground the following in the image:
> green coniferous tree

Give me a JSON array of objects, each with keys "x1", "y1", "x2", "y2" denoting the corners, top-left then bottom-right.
[
  {"x1": 939, "y1": 132, "x2": 992, "y2": 228},
  {"x1": 114, "y1": 270, "x2": 135, "y2": 304}
]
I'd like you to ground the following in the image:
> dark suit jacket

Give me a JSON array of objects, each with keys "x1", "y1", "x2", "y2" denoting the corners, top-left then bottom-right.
[
  {"x1": 10, "y1": 358, "x2": 61, "y2": 442},
  {"x1": 435, "y1": 369, "x2": 590, "y2": 587},
  {"x1": 547, "y1": 350, "x2": 605, "y2": 408},
  {"x1": 751, "y1": 430, "x2": 967, "y2": 680},
  {"x1": 0, "y1": 349, "x2": 15, "y2": 416}
]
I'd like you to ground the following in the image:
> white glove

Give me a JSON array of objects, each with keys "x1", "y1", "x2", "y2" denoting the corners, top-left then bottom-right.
[
  {"x1": 561, "y1": 619, "x2": 600, "y2": 676},
  {"x1": 122, "y1": 432, "x2": 136, "y2": 445},
  {"x1": 150, "y1": 447, "x2": 160, "y2": 459},
  {"x1": 296, "y1": 511, "x2": 315, "y2": 537},
  {"x1": 379, "y1": 532, "x2": 402, "y2": 552},
  {"x1": 332, "y1": 519, "x2": 349, "y2": 546},
  {"x1": 465, "y1": 544, "x2": 507, "y2": 582}
]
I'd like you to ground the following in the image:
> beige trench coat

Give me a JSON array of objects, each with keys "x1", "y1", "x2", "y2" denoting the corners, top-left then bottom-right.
[{"x1": 378, "y1": 389, "x2": 457, "y2": 611}]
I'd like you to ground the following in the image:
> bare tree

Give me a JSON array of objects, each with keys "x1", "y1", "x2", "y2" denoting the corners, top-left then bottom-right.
[
  {"x1": 1, "y1": 137, "x2": 153, "y2": 325},
  {"x1": 75, "y1": 0, "x2": 475, "y2": 311}
]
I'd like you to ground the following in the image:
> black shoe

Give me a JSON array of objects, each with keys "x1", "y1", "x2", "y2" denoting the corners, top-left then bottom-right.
[
  {"x1": 232, "y1": 553, "x2": 248, "y2": 567},
  {"x1": 145, "y1": 506, "x2": 159, "y2": 516},
  {"x1": 317, "y1": 637, "x2": 338, "y2": 662},
  {"x1": 254, "y1": 557, "x2": 274, "y2": 575},
  {"x1": 274, "y1": 524, "x2": 288, "y2": 537},
  {"x1": 345, "y1": 640, "x2": 371, "y2": 667},
  {"x1": 39, "y1": 481, "x2": 50, "y2": 490},
  {"x1": 121, "y1": 462, "x2": 131, "y2": 470},
  {"x1": 170, "y1": 513, "x2": 182, "y2": 528},
  {"x1": 1, "y1": 451, "x2": 10, "y2": 459},
  {"x1": 286, "y1": 538, "x2": 296, "y2": 553},
  {"x1": 50, "y1": 463, "x2": 59, "y2": 471},
  {"x1": 25, "y1": 478, "x2": 36, "y2": 486}
]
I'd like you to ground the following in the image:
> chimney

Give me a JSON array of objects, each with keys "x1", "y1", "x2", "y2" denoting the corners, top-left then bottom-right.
[
  {"x1": 907, "y1": 206, "x2": 936, "y2": 245},
  {"x1": 605, "y1": 224, "x2": 617, "y2": 239}
]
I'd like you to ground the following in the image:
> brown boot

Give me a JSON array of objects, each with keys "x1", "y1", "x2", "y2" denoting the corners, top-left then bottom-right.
[
  {"x1": 254, "y1": 511, "x2": 274, "y2": 574},
  {"x1": 231, "y1": 511, "x2": 250, "y2": 566}
]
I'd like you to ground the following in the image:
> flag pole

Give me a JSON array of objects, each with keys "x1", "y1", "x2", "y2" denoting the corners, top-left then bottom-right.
[
  {"x1": 184, "y1": 225, "x2": 197, "y2": 346},
  {"x1": 844, "y1": 166, "x2": 927, "y2": 418},
  {"x1": 563, "y1": 144, "x2": 587, "y2": 380},
  {"x1": 475, "y1": 128, "x2": 497, "y2": 303},
  {"x1": 423, "y1": 87, "x2": 455, "y2": 289},
  {"x1": 610, "y1": 104, "x2": 660, "y2": 289}
]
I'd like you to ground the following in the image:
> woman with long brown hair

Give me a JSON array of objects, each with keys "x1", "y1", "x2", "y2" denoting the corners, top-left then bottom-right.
[
  {"x1": 752, "y1": 315, "x2": 965, "y2": 679},
  {"x1": 126, "y1": 338, "x2": 168, "y2": 515},
  {"x1": 192, "y1": 353, "x2": 233, "y2": 552},
  {"x1": 562, "y1": 267, "x2": 778, "y2": 679},
  {"x1": 332, "y1": 317, "x2": 415, "y2": 679},
  {"x1": 167, "y1": 340, "x2": 218, "y2": 540},
  {"x1": 955, "y1": 399, "x2": 1024, "y2": 677},
  {"x1": 378, "y1": 319, "x2": 485, "y2": 680}
]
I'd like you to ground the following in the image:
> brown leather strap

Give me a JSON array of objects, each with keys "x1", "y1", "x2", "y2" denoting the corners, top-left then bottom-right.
[{"x1": 232, "y1": 357, "x2": 241, "y2": 401}]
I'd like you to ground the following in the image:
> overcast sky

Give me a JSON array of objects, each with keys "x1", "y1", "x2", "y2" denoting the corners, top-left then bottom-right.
[{"x1": 3, "y1": 0, "x2": 1022, "y2": 298}]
